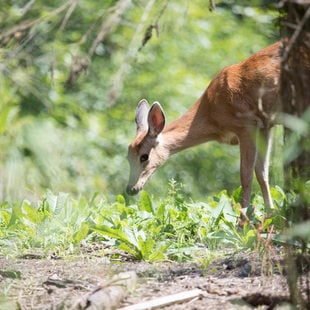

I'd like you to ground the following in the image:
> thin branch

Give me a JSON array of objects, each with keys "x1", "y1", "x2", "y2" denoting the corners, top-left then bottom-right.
[
  {"x1": 58, "y1": 0, "x2": 79, "y2": 33},
  {"x1": 65, "y1": 0, "x2": 132, "y2": 87},
  {"x1": 282, "y1": 5, "x2": 310, "y2": 62},
  {"x1": 138, "y1": 0, "x2": 168, "y2": 51},
  {"x1": 20, "y1": 0, "x2": 36, "y2": 15},
  {"x1": 209, "y1": 0, "x2": 216, "y2": 12},
  {"x1": 52, "y1": 0, "x2": 79, "y2": 85},
  {"x1": 88, "y1": 0, "x2": 132, "y2": 57},
  {"x1": 3, "y1": 26, "x2": 37, "y2": 63},
  {"x1": 0, "y1": 0, "x2": 74, "y2": 43},
  {"x1": 106, "y1": 0, "x2": 157, "y2": 106}
]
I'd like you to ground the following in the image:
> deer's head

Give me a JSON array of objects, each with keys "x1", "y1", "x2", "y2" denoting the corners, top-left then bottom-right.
[{"x1": 126, "y1": 99, "x2": 166, "y2": 195}]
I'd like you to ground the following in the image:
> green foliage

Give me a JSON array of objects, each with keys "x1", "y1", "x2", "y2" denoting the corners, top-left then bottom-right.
[
  {"x1": 0, "y1": 183, "x2": 295, "y2": 261},
  {"x1": 3, "y1": 0, "x2": 301, "y2": 265},
  {"x1": 0, "y1": 0, "x2": 278, "y2": 200}
]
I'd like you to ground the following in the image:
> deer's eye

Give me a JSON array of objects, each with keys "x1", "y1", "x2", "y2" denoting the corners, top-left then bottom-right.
[{"x1": 140, "y1": 154, "x2": 149, "y2": 163}]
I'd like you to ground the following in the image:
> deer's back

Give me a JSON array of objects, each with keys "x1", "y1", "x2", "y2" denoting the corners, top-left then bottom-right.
[{"x1": 204, "y1": 42, "x2": 281, "y2": 131}]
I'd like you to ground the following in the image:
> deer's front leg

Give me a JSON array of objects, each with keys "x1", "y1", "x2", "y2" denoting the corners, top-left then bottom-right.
[{"x1": 239, "y1": 132, "x2": 257, "y2": 209}]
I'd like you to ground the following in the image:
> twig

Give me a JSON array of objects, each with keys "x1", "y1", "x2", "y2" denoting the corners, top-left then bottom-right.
[
  {"x1": 0, "y1": 0, "x2": 74, "y2": 43},
  {"x1": 58, "y1": 0, "x2": 79, "y2": 33},
  {"x1": 20, "y1": 0, "x2": 36, "y2": 15},
  {"x1": 106, "y1": 0, "x2": 156, "y2": 106},
  {"x1": 138, "y1": 0, "x2": 168, "y2": 51},
  {"x1": 88, "y1": 0, "x2": 132, "y2": 57},
  {"x1": 65, "y1": 0, "x2": 132, "y2": 87},
  {"x1": 120, "y1": 289, "x2": 205, "y2": 310},
  {"x1": 282, "y1": 5, "x2": 310, "y2": 62},
  {"x1": 209, "y1": 0, "x2": 216, "y2": 11}
]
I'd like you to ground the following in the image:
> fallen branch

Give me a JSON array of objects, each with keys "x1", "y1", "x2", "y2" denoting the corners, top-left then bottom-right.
[
  {"x1": 119, "y1": 288, "x2": 205, "y2": 310},
  {"x1": 74, "y1": 271, "x2": 137, "y2": 310}
]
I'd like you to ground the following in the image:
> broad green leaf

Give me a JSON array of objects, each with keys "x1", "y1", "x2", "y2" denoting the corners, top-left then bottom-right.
[
  {"x1": 92, "y1": 224, "x2": 141, "y2": 256},
  {"x1": 270, "y1": 186, "x2": 287, "y2": 206},
  {"x1": 137, "y1": 235, "x2": 154, "y2": 259},
  {"x1": 232, "y1": 187, "x2": 242, "y2": 204},
  {"x1": 21, "y1": 202, "x2": 38, "y2": 224},
  {"x1": 156, "y1": 203, "x2": 165, "y2": 221},
  {"x1": 46, "y1": 191, "x2": 69, "y2": 215},
  {"x1": 149, "y1": 241, "x2": 171, "y2": 262},
  {"x1": 140, "y1": 191, "x2": 153, "y2": 213},
  {"x1": 0, "y1": 210, "x2": 11, "y2": 227},
  {"x1": 73, "y1": 222, "x2": 89, "y2": 243},
  {"x1": 262, "y1": 218, "x2": 273, "y2": 231},
  {"x1": 7, "y1": 203, "x2": 23, "y2": 228},
  {"x1": 218, "y1": 194, "x2": 237, "y2": 224},
  {"x1": 117, "y1": 242, "x2": 142, "y2": 259}
]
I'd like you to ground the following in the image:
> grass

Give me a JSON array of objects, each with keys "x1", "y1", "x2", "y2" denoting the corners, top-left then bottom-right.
[{"x1": 0, "y1": 180, "x2": 292, "y2": 262}]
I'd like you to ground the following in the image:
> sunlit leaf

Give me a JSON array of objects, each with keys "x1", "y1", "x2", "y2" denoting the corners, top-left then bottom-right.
[
  {"x1": 140, "y1": 191, "x2": 153, "y2": 213},
  {"x1": 73, "y1": 222, "x2": 89, "y2": 243}
]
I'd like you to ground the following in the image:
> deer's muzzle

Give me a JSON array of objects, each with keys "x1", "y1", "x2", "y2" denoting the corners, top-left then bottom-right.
[{"x1": 126, "y1": 185, "x2": 140, "y2": 196}]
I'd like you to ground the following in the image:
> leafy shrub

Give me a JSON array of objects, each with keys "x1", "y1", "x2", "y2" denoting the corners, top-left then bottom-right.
[{"x1": 0, "y1": 182, "x2": 292, "y2": 261}]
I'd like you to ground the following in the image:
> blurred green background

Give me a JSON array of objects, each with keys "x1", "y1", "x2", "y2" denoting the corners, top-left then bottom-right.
[{"x1": 0, "y1": 0, "x2": 278, "y2": 201}]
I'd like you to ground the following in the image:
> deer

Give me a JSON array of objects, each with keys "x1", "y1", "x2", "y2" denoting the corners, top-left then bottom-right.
[{"x1": 126, "y1": 41, "x2": 282, "y2": 216}]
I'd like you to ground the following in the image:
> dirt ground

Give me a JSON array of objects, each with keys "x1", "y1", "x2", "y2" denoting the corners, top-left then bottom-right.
[{"x1": 0, "y1": 247, "x2": 305, "y2": 309}]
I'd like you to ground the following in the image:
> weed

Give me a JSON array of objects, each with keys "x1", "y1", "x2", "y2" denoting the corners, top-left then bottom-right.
[{"x1": 0, "y1": 182, "x2": 295, "y2": 262}]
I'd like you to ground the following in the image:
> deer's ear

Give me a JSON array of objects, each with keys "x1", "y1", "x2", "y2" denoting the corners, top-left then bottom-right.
[
  {"x1": 148, "y1": 102, "x2": 165, "y2": 137},
  {"x1": 135, "y1": 99, "x2": 149, "y2": 133}
]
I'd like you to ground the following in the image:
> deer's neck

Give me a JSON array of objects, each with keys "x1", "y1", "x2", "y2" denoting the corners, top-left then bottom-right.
[{"x1": 161, "y1": 98, "x2": 217, "y2": 155}]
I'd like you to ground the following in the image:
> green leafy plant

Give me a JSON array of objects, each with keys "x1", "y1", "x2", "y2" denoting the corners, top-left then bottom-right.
[{"x1": 0, "y1": 181, "x2": 295, "y2": 262}]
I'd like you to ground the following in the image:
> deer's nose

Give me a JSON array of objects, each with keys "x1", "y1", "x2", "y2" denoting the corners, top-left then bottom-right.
[{"x1": 126, "y1": 186, "x2": 139, "y2": 196}]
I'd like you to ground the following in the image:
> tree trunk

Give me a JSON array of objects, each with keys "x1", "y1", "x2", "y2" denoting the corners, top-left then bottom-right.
[
  {"x1": 279, "y1": 2, "x2": 310, "y2": 307},
  {"x1": 280, "y1": 1, "x2": 310, "y2": 193}
]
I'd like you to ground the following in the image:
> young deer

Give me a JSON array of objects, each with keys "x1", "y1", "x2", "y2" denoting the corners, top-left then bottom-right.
[{"x1": 126, "y1": 42, "x2": 281, "y2": 212}]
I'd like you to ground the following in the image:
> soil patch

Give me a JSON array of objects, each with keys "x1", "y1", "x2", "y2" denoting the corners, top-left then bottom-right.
[{"x1": 0, "y1": 250, "x2": 301, "y2": 309}]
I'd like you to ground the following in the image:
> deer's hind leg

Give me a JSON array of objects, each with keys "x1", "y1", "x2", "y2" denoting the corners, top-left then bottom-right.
[
  {"x1": 238, "y1": 130, "x2": 257, "y2": 210},
  {"x1": 255, "y1": 127, "x2": 274, "y2": 212}
]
